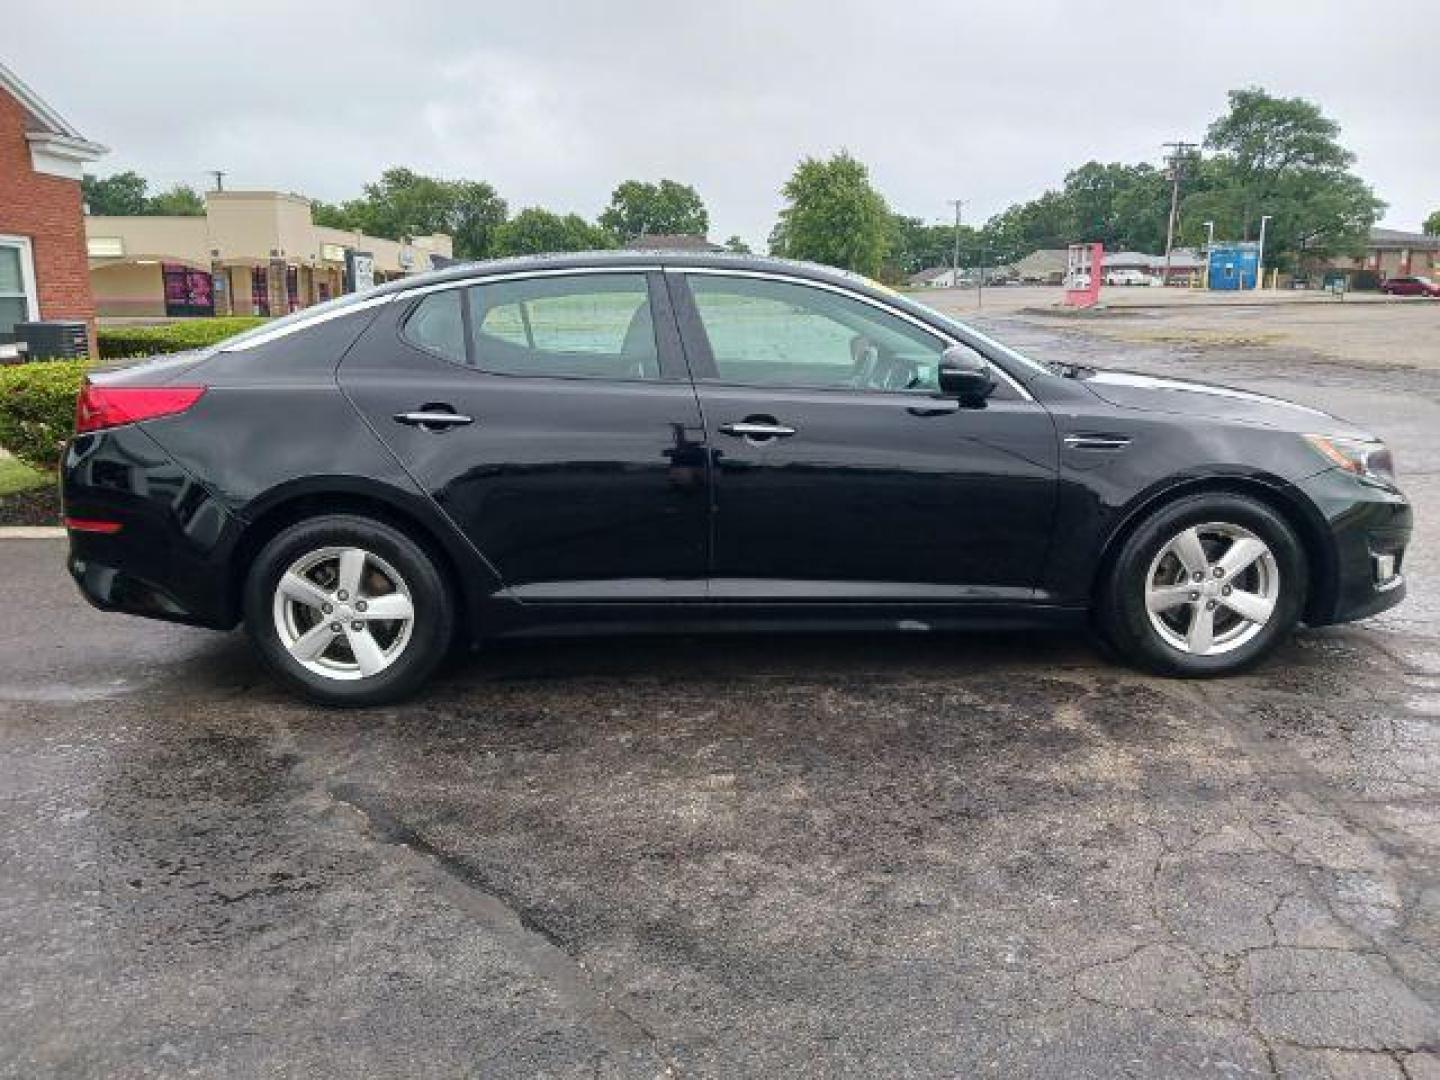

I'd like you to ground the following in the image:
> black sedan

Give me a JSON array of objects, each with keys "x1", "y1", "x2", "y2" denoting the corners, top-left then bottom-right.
[{"x1": 62, "y1": 253, "x2": 1412, "y2": 704}]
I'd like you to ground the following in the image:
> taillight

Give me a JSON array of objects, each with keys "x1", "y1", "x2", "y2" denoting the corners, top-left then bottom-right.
[{"x1": 74, "y1": 382, "x2": 206, "y2": 434}]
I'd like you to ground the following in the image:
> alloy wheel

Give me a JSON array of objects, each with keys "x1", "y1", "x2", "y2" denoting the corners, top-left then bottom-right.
[
  {"x1": 271, "y1": 545, "x2": 415, "y2": 680},
  {"x1": 1144, "y1": 522, "x2": 1280, "y2": 656}
]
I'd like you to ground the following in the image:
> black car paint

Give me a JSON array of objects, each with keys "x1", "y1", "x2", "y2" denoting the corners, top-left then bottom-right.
[{"x1": 63, "y1": 251, "x2": 1410, "y2": 642}]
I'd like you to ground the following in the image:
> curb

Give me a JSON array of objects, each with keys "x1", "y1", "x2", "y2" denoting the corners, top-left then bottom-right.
[{"x1": 0, "y1": 526, "x2": 65, "y2": 539}]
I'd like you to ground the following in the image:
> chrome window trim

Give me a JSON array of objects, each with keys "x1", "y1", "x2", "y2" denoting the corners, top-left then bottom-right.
[
  {"x1": 221, "y1": 267, "x2": 665, "y2": 353},
  {"x1": 221, "y1": 262, "x2": 1033, "y2": 403},
  {"x1": 401, "y1": 265, "x2": 664, "y2": 299},
  {"x1": 220, "y1": 292, "x2": 396, "y2": 352},
  {"x1": 667, "y1": 267, "x2": 1035, "y2": 401}
]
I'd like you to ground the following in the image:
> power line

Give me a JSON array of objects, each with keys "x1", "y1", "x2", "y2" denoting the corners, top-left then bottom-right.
[{"x1": 1161, "y1": 141, "x2": 1198, "y2": 283}]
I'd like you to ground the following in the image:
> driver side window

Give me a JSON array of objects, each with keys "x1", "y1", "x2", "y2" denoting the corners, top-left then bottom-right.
[{"x1": 686, "y1": 275, "x2": 947, "y2": 392}]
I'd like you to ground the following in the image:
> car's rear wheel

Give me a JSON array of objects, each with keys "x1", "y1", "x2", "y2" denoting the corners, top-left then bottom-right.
[
  {"x1": 243, "y1": 515, "x2": 453, "y2": 705},
  {"x1": 1096, "y1": 492, "x2": 1307, "y2": 676}
]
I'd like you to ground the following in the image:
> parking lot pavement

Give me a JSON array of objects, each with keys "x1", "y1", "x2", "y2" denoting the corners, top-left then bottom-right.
[{"x1": 3, "y1": 320, "x2": 1440, "y2": 1078}]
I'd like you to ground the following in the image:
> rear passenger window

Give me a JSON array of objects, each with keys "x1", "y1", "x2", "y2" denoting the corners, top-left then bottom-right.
[
  {"x1": 403, "y1": 292, "x2": 466, "y2": 365},
  {"x1": 465, "y1": 274, "x2": 659, "y2": 381}
]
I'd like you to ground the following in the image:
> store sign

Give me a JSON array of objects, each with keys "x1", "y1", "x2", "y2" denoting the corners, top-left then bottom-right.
[
  {"x1": 344, "y1": 249, "x2": 375, "y2": 293},
  {"x1": 87, "y1": 237, "x2": 124, "y2": 258},
  {"x1": 320, "y1": 242, "x2": 347, "y2": 263}
]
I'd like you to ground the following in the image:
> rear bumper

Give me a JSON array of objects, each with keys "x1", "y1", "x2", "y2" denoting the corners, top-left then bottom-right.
[
  {"x1": 62, "y1": 427, "x2": 241, "y2": 630},
  {"x1": 1299, "y1": 468, "x2": 1412, "y2": 626}
]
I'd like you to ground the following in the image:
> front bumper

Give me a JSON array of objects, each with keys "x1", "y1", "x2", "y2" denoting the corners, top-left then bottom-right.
[
  {"x1": 62, "y1": 427, "x2": 241, "y2": 630},
  {"x1": 1298, "y1": 468, "x2": 1412, "y2": 625}
]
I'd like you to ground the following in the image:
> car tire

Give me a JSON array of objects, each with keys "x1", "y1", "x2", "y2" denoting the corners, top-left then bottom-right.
[
  {"x1": 243, "y1": 514, "x2": 454, "y2": 706},
  {"x1": 1096, "y1": 492, "x2": 1307, "y2": 677}
]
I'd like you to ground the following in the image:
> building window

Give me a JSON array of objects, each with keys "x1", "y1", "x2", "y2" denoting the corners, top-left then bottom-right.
[
  {"x1": 250, "y1": 266, "x2": 269, "y2": 316},
  {"x1": 162, "y1": 264, "x2": 215, "y2": 318},
  {"x1": 0, "y1": 235, "x2": 40, "y2": 351}
]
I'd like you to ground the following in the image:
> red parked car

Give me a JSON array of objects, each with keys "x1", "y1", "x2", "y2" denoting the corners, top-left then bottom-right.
[{"x1": 1381, "y1": 275, "x2": 1440, "y2": 297}]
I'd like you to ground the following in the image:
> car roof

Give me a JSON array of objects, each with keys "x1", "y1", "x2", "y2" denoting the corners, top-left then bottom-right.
[{"x1": 372, "y1": 250, "x2": 888, "y2": 299}]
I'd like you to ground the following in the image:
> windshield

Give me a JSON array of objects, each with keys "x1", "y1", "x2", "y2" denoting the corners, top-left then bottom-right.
[{"x1": 899, "y1": 294, "x2": 1055, "y2": 378}]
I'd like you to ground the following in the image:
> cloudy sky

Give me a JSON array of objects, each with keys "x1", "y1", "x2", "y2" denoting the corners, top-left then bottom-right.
[{"x1": 12, "y1": 2, "x2": 1436, "y2": 247}]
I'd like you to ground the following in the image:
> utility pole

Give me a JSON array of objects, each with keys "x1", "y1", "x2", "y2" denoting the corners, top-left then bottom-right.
[
  {"x1": 948, "y1": 199, "x2": 964, "y2": 289},
  {"x1": 208, "y1": 170, "x2": 226, "y2": 192},
  {"x1": 1255, "y1": 214, "x2": 1272, "y2": 290},
  {"x1": 1161, "y1": 141, "x2": 1197, "y2": 285}
]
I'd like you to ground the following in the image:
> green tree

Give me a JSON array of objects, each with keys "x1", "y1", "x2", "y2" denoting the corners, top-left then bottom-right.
[
  {"x1": 598, "y1": 180, "x2": 709, "y2": 241},
  {"x1": 1199, "y1": 87, "x2": 1382, "y2": 266},
  {"x1": 766, "y1": 220, "x2": 789, "y2": 257},
  {"x1": 981, "y1": 190, "x2": 1073, "y2": 264},
  {"x1": 82, "y1": 171, "x2": 149, "y2": 215},
  {"x1": 723, "y1": 235, "x2": 752, "y2": 255},
  {"x1": 340, "y1": 168, "x2": 508, "y2": 259},
  {"x1": 447, "y1": 180, "x2": 509, "y2": 261},
  {"x1": 1060, "y1": 162, "x2": 1169, "y2": 251},
  {"x1": 310, "y1": 199, "x2": 356, "y2": 229},
  {"x1": 1423, "y1": 210, "x2": 1440, "y2": 236},
  {"x1": 491, "y1": 208, "x2": 612, "y2": 257},
  {"x1": 885, "y1": 214, "x2": 978, "y2": 279},
  {"x1": 144, "y1": 184, "x2": 205, "y2": 216},
  {"x1": 776, "y1": 151, "x2": 890, "y2": 276}
]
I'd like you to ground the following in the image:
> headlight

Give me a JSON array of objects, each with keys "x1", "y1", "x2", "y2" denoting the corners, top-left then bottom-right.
[{"x1": 1304, "y1": 434, "x2": 1396, "y2": 482}]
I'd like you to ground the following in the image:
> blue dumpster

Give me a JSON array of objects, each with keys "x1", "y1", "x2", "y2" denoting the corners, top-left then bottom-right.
[{"x1": 1208, "y1": 244, "x2": 1260, "y2": 290}]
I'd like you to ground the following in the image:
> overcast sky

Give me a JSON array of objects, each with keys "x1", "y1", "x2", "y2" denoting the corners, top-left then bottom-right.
[{"x1": 12, "y1": 2, "x2": 1436, "y2": 247}]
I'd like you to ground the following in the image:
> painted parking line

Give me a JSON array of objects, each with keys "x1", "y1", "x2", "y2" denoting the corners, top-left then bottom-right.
[{"x1": 0, "y1": 527, "x2": 65, "y2": 539}]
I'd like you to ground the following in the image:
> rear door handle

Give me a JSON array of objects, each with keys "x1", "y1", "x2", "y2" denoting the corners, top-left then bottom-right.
[
  {"x1": 393, "y1": 410, "x2": 474, "y2": 430},
  {"x1": 718, "y1": 421, "x2": 796, "y2": 439}
]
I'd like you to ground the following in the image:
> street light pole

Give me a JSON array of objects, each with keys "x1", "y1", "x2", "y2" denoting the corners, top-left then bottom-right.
[
  {"x1": 947, "y1": 200, "x2": 964, "y2": 289},
  {"x1": 1256, "y1": 214, "x2": 1272, "y2": 290},
  {"x1": 1202, "y1": 220, "x2": 1214, "y2": 289}
]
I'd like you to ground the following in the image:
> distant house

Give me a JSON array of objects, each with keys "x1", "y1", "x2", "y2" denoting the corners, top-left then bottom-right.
[
  {"x1": 0, "y1": 62, "x2": 107, "y2": 357},
  {"x1": 908, "y1": 266, "x2": 957, "y2": 288},
  {"x1": 1104, "y1": 248, "x2": 1204, "y2": 283},
  {"x1": 1318, "y1": 227, "x2": 1440, "y2": 284},
  {"x1": 1012, "y1": 249, "x2": 1069, "y2": 285},
  {"x1": 621, "y1": 233, "x2": 724, "y2": 252}
]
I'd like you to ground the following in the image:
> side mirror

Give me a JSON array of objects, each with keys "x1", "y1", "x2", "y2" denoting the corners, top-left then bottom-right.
[{"x1": 938, "y1": 345, "x2": 996, "y2": 406}]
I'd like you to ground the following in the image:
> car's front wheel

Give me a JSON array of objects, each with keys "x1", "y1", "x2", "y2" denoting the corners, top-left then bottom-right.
[
  {"x1": 243, "y1": 515, "x2": 454, "y2": 705},
  {"x1": 1097, "y1": 492, "x2": 1308, "y2": 676}
]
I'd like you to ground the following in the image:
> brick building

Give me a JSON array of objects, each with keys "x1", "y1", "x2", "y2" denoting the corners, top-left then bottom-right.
[{"x1": 0, "y1": 62, "x2": 106, "y2": 357}]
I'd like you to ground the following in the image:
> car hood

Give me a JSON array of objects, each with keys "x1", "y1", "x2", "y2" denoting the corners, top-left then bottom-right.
[{"x1": 1080, "y1": 370, "x2": 1375, "y2": 439}]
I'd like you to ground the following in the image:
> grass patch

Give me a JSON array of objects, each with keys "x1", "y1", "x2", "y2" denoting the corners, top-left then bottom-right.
[
  {"x1": 1128, "y1": 329, "x2": 1286, "y2": 348},
  {"x1": 0, "y1": 454, "x2": 53, "y2": 497}
]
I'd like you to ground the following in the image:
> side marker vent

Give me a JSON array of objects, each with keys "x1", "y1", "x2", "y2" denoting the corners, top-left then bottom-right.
[{"x1": 1063, "y1": 433, "x2": 1132, "y2": 451}]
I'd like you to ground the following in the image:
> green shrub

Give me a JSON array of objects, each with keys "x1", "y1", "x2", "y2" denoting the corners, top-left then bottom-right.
[
  {"x1": 0, "y1": 359, "x2": 89, "y2": 470},
  {"x1": 97, "y1": 316, "x2": 266, "y2": 359}
]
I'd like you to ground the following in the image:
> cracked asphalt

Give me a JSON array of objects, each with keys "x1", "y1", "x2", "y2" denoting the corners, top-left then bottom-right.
[{"x1": 3, "y1": 304, "x2": 1440, "y2": 1078}]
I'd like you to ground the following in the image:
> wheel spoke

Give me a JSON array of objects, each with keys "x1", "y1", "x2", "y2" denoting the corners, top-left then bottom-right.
[
  {"x1": 1146, "y1": 584, "x2": 1194, "y2": 613},
  {"x1": 1187, "y1": 605, "x2": 1216, "y2": 653},
  {"x1": 345, "y1": 625, "x2": 386, "y2": 677},
  {"x1": 288, "y1": 621, "x2": 336, "y2": 662},
  {"x1": 279, "y1": 572, "x2": 330, "y2": 611},
  {"x1": 361, "y1": 592, "x2": 413, "y2": 621},
  {"x1": 1218, "y1": 536, "x2": 1268, "y2": 580},
  {"x1": 1171, "y1": 527, "x2": 1210, "y2": 577},
  {"x1": 337, "y1": 548, "x2": 367, "y2": 598},
  {"x1": 1222, "y1": 588, "x2": 1275, "y2": 625}
]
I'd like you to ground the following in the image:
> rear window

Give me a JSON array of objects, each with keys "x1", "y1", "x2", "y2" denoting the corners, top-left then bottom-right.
[{"x1": 402, "y1": 292, "x2": 466, "y2": 364}]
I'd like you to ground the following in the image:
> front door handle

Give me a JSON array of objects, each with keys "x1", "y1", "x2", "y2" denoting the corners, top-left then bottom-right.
[
  {"x1": 718, "y1": 421, "x2": 797, "y2": 439},
  {"x1": 393, "y1": 410, "x2": 474, "y2": 430}
]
